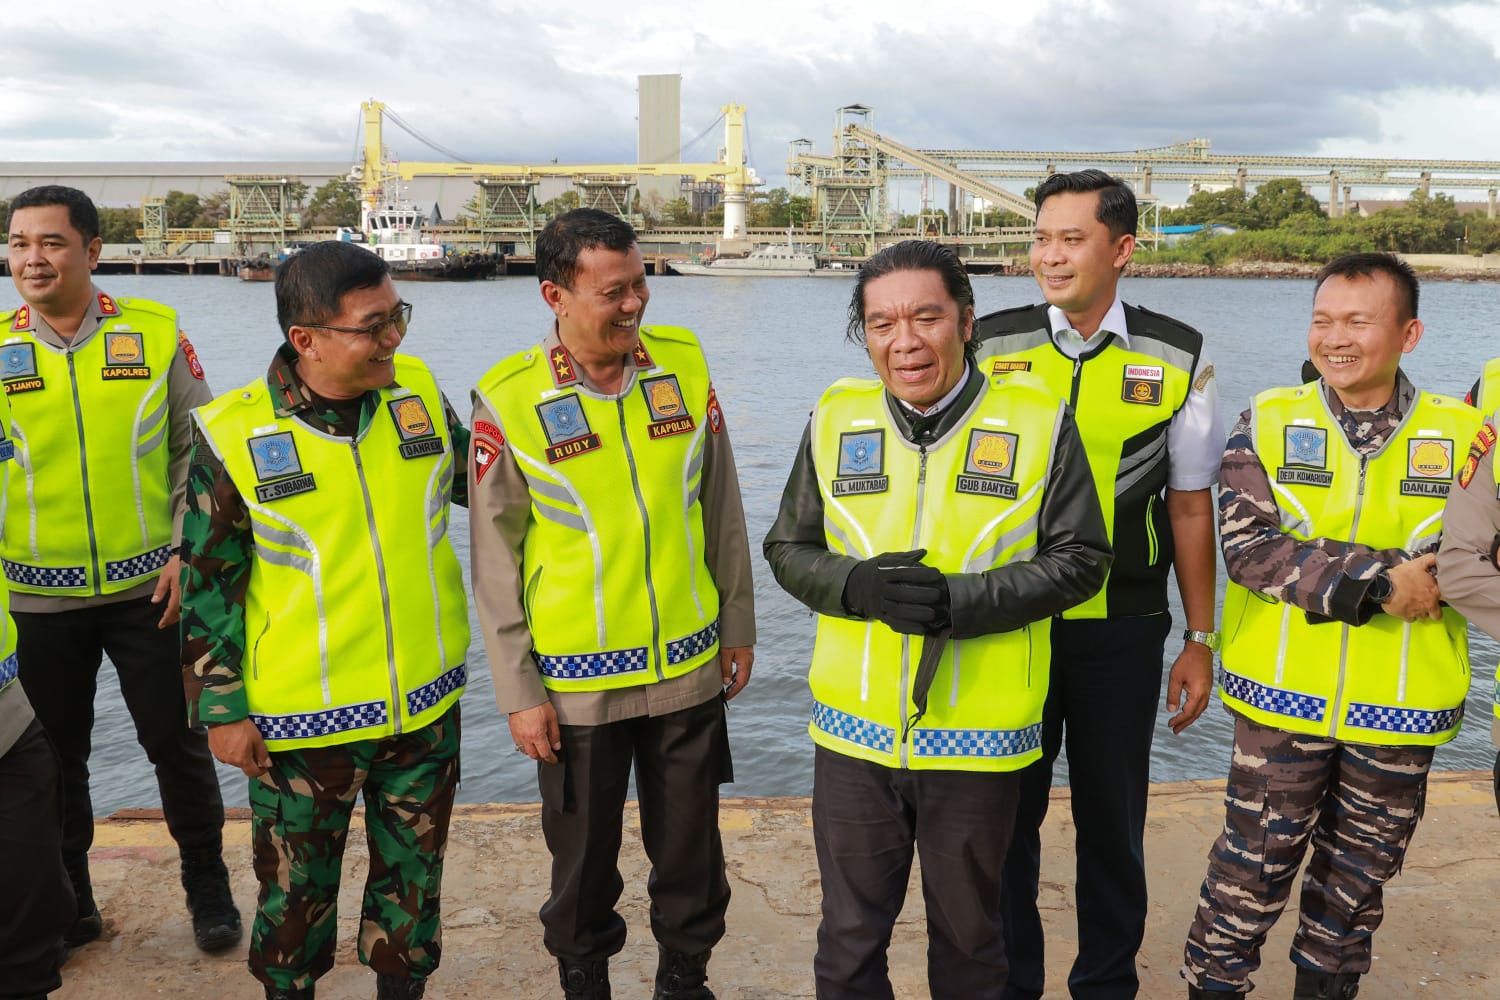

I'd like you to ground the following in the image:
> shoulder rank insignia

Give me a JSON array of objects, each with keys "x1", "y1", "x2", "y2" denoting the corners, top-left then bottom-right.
[
  {"x1": 549, "y1": 345, "x2": 579, "y2": 387},
  {"x1": 11, "y1": 305, "x2": 31, "y2": 332},
  {"x1": 632, "y1": 341, "x2": 654, "y2": 368},
  {"x1": 97, "y1": 293, "x2": 120, "y2": 316}
]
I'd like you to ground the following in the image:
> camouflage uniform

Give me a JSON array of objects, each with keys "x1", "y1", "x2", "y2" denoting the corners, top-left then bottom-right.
[
  {"x1": 181, "y1": 344, "x2": 469, "y2": 991},
  {"x1": 1182, "y1": 371, "x2": 1440, "y2": 992}
]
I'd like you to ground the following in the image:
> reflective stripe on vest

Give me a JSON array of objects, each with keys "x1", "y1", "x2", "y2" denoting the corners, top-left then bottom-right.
[
  {"x1": 0, "y1": 299, "x2": 177, "y2": 596},
  {"x1": 973, "y1": 307, "x2": 1195, "y2": 618},
  {"x1": 476, "y1": 327, "x2": 720, "y2": 693},
  {"x1": 807, "y1": 373, "x2": 1060, "y2": 773},
  {"x1": 1219, "y1": 384, "x2": 1481, "y2": 745},
  {"x1": 1479, "y1": 357, "x2": 1500, "y2": 412},
  {"x1": 0, "y1": 388, "x2": 18, "y2": 691},
  {"x1": 196, "y1": 355, "x2": 468, "y2": 750}
]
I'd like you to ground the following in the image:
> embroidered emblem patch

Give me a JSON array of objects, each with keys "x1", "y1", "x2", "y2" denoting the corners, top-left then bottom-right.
[
  {"x1": 388, "y1": 396, "x2": 442, "y2": 459},
  {"x1": 1460, "y1": 422, "x2": 1497, "y2": 489},
  {"x1": 178, "y1": 332, "x2": 205, "y2": 380},
  {"x1": 248, "y1": 432, "x2": 317, "y2": 502},
  {"x1": 706, "y1": 386, "x2": 723, "y2": 435},
  {"x1": 536, "y1": 395, "x2": 600, "y2": 463},
  {"x1": 833, "y1": 430, "x2": 888, "y2": 496},
  {"x1": 474, "y1": 420, "x2": 504, "y2": 443},
  {"x1": 1278, "y1": 426, "x2": 1333, "y2": 487},
  {"x1": 642, "y1": 375, "x2": 696, "y2": 439},
  {"x1": 632, "y1": 341, "x2": 654, "y2": 368},
  {"x1": 549, "y1": 346, "x2": 579, "y2": 386},
  {"x1": 0, "y1": 342, "x2": 42, "y2": 395},
  {"x1": 1192, "y1": 363, "x2": 1216, "y2": 394},
  {"x1": 1401, "y1": 438, "x2": 1454, "y2": 497},
  {"x1": 101, "y1": 331, "x2": 150, "y2": 380},
  {"x1": 1459, "y1": 453, "x2": 1480, "y2": 490},
  {"x1": 990, "y1": 359, "x2": 1031, "y2": 375},
  {"x1": 957, "y1": 430, "x2": 1021, "y2": 499},
  {"x1": 1122, "y1": 363, "x2": 1164, "y2": 406},
  {"x1": 473, "y1": 438, "x2": 500, "y2": 483}
]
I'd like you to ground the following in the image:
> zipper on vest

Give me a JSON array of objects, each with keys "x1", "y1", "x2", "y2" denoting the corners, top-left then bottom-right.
[
  {"x1": 1330, "y1": 455, "x2": 1372, "y2": 737},
  {"x1": 618, "y1": 400, "x2": 665, "y2": 680},
  {"x1": 1068, "y1": 357, "x2": 1083, "y2": 410},
  {"x1": 66, "y1": 352, "x2": 103, "y2": 595},
  {"x1": 899, "y1": 446, "x2": 931, "y2": 769},
  {"x1": 352, "y1": 441, "x2": 402, "y2": 731}
]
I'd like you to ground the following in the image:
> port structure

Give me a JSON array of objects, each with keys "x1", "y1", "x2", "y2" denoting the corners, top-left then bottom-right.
[{"x1": 354, "y1": 99, "x2": 761, "y2": 252}]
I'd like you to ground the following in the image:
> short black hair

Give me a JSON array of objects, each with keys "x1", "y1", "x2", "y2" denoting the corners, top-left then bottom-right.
[
  {"x1": 275, "y1": 240, "x2": 390, "y2": 340},
  {"x1": 7, "y1": 184, "x2": 101, "y2": 244},
  {"x1": 536, "y1": 208, "x2": 638, "y2": 289},
  {"x1": 1314, "y1": 252, "x2": 1420, "y2": 321},
  {"x1": 846, "y1": 240, "x2": 976, "y2": 360},
  {"x1": 1034, "y1": 169, "x2": 1137, "y2": 240}
]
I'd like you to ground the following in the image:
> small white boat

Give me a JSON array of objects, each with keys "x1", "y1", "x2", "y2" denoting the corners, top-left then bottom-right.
[{"x1": 669, "y1": 242, "x2": 859, "y2": 278}]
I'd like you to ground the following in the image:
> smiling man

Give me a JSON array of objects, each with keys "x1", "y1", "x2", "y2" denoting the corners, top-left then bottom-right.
[
  {"x1": 2, "y1": 184, "x2": 237, "y2": 956},
  {"x1": 764, "y1": 240, "x2": 1110, "y2": 999},
  {"x1": 1180, "y1": 253, "x2": 1482, "y2": 1000},
  {"x1": 181, "y1": 240, "x2": 471, "y2": 1000},
  {"x1": 470, "y1": 208, "x2": 755, "y2": 1000},
  {"x1": 973, "y1": 170, "x2": 1225, "y2": 1000}
]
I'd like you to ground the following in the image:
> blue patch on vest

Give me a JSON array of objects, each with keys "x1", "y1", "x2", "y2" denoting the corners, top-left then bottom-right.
[
  {"x1": 1284, "y1": 426, "x2": 1328, "y2": 468},
  {"x1": 0, "y1": 343, "x2": 36, "y2": 379},
  {"x1": 838, "y1": 430, "x2": 884, "y2": 477},
  {"x1": 249, "y1": 431, "x2": 302, "y2": 480}
]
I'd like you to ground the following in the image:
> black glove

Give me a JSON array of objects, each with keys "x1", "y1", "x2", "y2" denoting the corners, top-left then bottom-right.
[{"x1": 842, "y1": 549, "x2": 952, "y2": 635}]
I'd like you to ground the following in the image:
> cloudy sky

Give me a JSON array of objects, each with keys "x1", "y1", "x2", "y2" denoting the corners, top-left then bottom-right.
[{"x1": 5, "y1": 0, "x2": 1500, "y2": 192}]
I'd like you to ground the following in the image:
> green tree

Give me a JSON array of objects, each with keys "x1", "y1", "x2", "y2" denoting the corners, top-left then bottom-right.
[
  {"x1": 304, "y1": 179, "x2": 362, "y2": 228},
  {"x1": 193, "y1": 189, "x2": 231, "y2": 228},
  {"x1": 98, "y1": 207, "x2": 140, "y2": 243},
  {"x1": 1247, "y1": 178, "x2": 1323, "y2": 229},
  {"x1": 163, "y1": 190, "x2": 202, "y2": 228},
  {"x1": 661, "y1": 198, "x2": 699, "y2": 226},
  {"x1": 540, "y1": 191, "x2": 581, "y2": 220},
  {"x1": 286, "y1": 180, "x2": 310, "y2": 210},
  {"x1": 1179, "y1": 187, "x2": 1251, "y2": 227}
]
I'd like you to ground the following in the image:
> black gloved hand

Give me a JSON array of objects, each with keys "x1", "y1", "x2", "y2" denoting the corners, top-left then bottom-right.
[{"x1": 842, "y1": 549, "x2": 952, "y2": 634}]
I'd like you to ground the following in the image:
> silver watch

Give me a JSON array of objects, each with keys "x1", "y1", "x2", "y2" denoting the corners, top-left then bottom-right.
[{"x1": 1183, "y1": 628, "x2": 1221, "y2": 652}]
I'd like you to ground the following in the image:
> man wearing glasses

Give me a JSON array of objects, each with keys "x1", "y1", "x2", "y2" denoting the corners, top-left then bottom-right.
[
  {"x1": 180, "y1": 240, "x2": 471, "y2": 1000},
  {"x1": 3, "y1": 184, "x2": 237, "y2": 955}
]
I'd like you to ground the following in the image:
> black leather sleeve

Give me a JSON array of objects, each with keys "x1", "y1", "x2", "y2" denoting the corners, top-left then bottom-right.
[
  {"x1": 762, "y1": 421, "x2": 862, "y2": 618},
  {"x1": 947, "y1": 408, "x2": 1114, "y2": 639}
]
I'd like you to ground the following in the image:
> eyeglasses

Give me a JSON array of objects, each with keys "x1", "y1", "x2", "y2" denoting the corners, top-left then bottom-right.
[{"x1": 300, "y1": 301, "x2": 412, "y2": 339}]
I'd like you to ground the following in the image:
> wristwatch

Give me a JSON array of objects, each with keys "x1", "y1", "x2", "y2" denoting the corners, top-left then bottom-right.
[
  {"x1": 1182, "y1": 628, "x2": 1221, "y2": 652},
  {"x1": 1366, "y1": 568, "x2": 1394, "y2": 606}
]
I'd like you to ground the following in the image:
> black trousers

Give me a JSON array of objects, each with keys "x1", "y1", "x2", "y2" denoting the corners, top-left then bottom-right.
[
  {"x1": 0, "y1": 719, "x2": 72, "y2": 999},
  {"x1": 15, "y1": 596, "x2": 225, "y2": 863},
  {"x1": 538, "y1": 695, "x2": 732, "y2": 961},
  {"x1": 812, "y1": 746, "x2": 1023, "y2": 1000},
  {"x1": 1000, "y1": 613, "x2": 1170, "y2": 1000}
]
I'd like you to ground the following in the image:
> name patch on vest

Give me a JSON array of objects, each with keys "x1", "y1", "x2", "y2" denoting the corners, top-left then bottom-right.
[
  {"x1": 832, "y1": 429, "x2": 887, "y2": 496},
  {"x1": 1122, "y1": 363, "x2": 1163, "y2": 406},
  {"x1": 956, "y1": 429, "x2": 1021, "y2": 498},
  {"x1": 989, "y1": 359, "x2": 1031, "y2": 375},
  {"x1": 102, "y1": 331, "x2": 151, "y2": 380},
  {"x1": 536, "y1": 395, "x2": 600, "y2": 463},
  {"x1": 387, "y1": 396, "x2": 444, "y2": 459},
  {"x1": 248, "y1": 431, "x2": 317, "y2": 501},
  {"x1": 641, "y1": 375, "x2": 697, "y2": 438},
  {"x1": 1279, "y1": 425, "x2": 1329, "y2": 486},
  {"x1": 0, "y1": 343, "x2": 42, "y2": 394}
]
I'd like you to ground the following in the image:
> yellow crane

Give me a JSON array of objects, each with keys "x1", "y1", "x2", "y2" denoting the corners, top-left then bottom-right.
[{"x1": 356, "y1": 100, "x2": 761, "y2": 242}]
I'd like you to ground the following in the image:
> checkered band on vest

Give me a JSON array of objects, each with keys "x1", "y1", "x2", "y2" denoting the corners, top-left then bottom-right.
[
  {"x1": 535, "y1": 645, "x2": 650, "y2": 680},
  {"x1": 812, "y1": 701, "x2": 896, "y2": 754},
  {"x1": 665, "y1": 619, "x2": 720, "y2": 664},
  {"x1": 407, "y1": 663, "x2": 466, "y2": 717},
  {"x1": 1221, "y1": 670, "x2": 1328, "y2": 722},
  {"x1": 251, "y1": 701, "x2": 388, "y2": 741},
  {"x1": 911, "y1": 721, "x2": 1044, "y2": 759},
  {"x1": 0, "y1": 652, "x2": 17, "y2": 689},
  {"x1": 104, "y1": 545, "x2": 172, "y2": 583},
  {"x1": 3, "y1": 560, "x2": 86, "y2": 590},
  {"x1": 1344, "y1": 701, "x2": 1463, "y2": 736}
]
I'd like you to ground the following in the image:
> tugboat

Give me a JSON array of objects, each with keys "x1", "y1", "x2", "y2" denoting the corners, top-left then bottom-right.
[{"x1": 341, "y1": 197, "x2": 500, "y2": 281}]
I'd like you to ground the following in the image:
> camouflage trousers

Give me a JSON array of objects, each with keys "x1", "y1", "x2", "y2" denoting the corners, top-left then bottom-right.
[
  {"x1": 1182, "y1": 712, "x2": 1431, "y2": 992},
  {"x1": 247, "y1": 704, "x2": 460, "y2": 990}
]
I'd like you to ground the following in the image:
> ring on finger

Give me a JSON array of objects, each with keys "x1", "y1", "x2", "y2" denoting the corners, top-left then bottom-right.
[{"x1": 514, "y1": 743, "x2": 527, "y2": 753}]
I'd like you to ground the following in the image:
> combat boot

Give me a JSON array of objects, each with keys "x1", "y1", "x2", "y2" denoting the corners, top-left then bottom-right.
[
  {"x1": 62, "y1": 855, "x2": 102, "y2": 948},
  {"x1": 652, "y1": 946, "x2": 714, "y2": 1000},
  {"x1": 181, "y1": 844, "x2": 242, "y2": 952},
  {"x1": 375, "y1": 973, "x2": 426, "y2": 1000},
  {"x1": 1292, "y1": 966, "x2": 1360, "y2": 999},
  {"x1": 558, "y1": 957, "x2": 610, "y2": 999}
]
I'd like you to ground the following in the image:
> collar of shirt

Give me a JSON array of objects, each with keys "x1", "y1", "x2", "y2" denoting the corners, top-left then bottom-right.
[
  {"x1": 1322, "y1": 367, "x2": 1416, "y2": 455},
  {"x1": 1046, "y1": 296, "x2": 1128, "y2": 360},
  {"x1": 544, "y1": 323, "x2": 649, "y2": 396},
  {"x1": 894, "y1": 361, "x2": 972, "y2": 418},
  {"x1": 886, "y1": 363, "x2": 983, "y2": 445},
  {"x1": 265, "y1": 341, "x2": 386, "y2": 435},
  {"x1": 17, "y1": 283, "x2": 113, "y2": 350}
]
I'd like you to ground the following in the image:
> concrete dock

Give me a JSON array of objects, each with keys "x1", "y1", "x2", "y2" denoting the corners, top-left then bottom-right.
[{"x1": 53, "y1": 773, "x2": 1500, "y2": 999}]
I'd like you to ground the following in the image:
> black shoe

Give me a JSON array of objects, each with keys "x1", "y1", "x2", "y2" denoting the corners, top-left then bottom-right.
[
  {"x1": 1293, "y1": 967, "x2": 1361, "y2": 1000},
  {"x1": 181, "y1": 846, "x2": 243, "y2": 952},
  {"x1": 557, "y1": 957, "x2": 610, "y2": 999},
  {"x1": 265, "y1": 986, "x2": 315, "y2": 1000},
  {"x1": 62, "y1": 856, "x2": 103, "y2": 948},
  {"x1": 375, "y1": 974, "x2": 426, "y2": 1000},
  {"x1": 652, "y1": 946, "x2": 714, "y2": 1000}
]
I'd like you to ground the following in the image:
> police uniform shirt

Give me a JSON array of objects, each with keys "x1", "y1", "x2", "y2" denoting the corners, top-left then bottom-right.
[
  {"x1": 470, "y1": 325, "x2": 756, "y2": 726},
  {"x1": 4, "y1": 285, "x2": 212, "y2": 612},
  {"x1": 1046, "y1": 296, "x2": 1225, "y2": 491}
]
